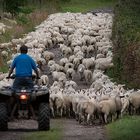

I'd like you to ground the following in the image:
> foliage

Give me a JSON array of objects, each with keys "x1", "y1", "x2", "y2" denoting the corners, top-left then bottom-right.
[
  {"x1": 3, "y1": 0, "x2": 27, "y2": 15},
  {"x1": 110, "y1": 0, "x2": 140, "y2": 89},
  {"x1": 106, "y1": 116, "x2": 140, "y2": 140}
]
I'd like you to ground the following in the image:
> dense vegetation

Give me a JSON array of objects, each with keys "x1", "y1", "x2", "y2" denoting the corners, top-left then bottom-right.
[{"x1": 107, "y1": 0, "x2": 140, "y2": 89}]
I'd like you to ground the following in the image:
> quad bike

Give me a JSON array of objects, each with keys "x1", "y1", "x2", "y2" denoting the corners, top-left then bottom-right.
[{"x1": 0, "y1": 76, "x2": 50, "y2": 131}]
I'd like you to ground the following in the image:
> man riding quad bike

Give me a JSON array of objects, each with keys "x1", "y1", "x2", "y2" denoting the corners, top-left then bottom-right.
[{"x1": 0, "y1": 45, "x2": 50, "y2": 131}]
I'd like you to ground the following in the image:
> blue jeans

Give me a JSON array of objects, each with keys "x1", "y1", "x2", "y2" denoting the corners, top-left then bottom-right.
[{"x1": 12, "y1": 77, "x2": 34, "y2": 91}]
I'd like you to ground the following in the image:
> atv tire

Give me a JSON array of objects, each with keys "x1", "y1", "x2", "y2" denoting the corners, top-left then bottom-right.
[
  {"x1": 0, "y1": 102, "x2": 8, "y2": 131},
  {"x1": 38, "y1": 103, "x2": 50, "y2": 130}
]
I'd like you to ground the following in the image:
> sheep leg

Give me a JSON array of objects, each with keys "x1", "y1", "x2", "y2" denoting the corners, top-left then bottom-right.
[
  {"x1": 104, "y1": 114, "x2": 108, "y2": 124},
  {"x1": 51, "y1": 107, "x2": 55, "y2": 118},
  {"x1": 87, "y1": 114, "x2": 91, "y2": 125},
  {"x1": 60, "y1": 107, "x2": 63, "y2": 117}
]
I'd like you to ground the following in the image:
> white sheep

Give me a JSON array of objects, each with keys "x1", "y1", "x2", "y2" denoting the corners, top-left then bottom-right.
[{"x1": 83, "y1": 70, "x2": 93, "y2": 85}]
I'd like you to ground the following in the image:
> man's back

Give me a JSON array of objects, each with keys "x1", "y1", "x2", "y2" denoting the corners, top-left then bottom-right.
[{"x1": 12, "y1": 54, "x2": 37, "y2": 77}]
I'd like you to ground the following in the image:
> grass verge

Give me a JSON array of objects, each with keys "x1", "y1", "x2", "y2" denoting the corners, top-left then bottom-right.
[
  {"x1": 22, "y1": 119, "x2": 63, "y2": 140},
  {"x1": 106, "y1": 115, "x2": 140, "y2": 140},
  {"x1": 60, "y1": 0, "x2": 117, "y2": 12}
]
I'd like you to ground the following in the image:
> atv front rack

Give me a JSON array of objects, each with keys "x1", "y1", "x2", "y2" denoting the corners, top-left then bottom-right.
[{"x1": 0, "y1": 86, "x2": 49, "y2": 97}]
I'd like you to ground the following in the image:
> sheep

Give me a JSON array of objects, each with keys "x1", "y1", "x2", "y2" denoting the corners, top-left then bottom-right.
[
  {"x1": 113, "y1": 95, "x2": 122, "y2": 119},
  {"x1": 83, "y1": 70, "x2": 93, "y2": 85},
  {"x1": 121, "y1": 97, "x2": 130, "y2": 116},
  {"x1": 64, "y1": 63, "x2": 74, "y2": 72},
  {"x1": 37, "y1": 75, "x2": 49, "y2": 86},
  {"x1": 65, "y1": 80, "x2": 78, "y2": 90},
  {"x1": 86, "y1": 45, "x2": 95, "y2": 58},
  {"x1": 49, "y1": 63, "x2": 64, "y2": 73},
  {"x1": 82, "y1": 58, "x2": 95, "y2": 71},
  {"x1": 77, "y1": 64, "x2": 86, "y2": 80},
  {"x1": 73, "y1": 57, "x2": 82, "y2": 70},
  {"x1": 98, "y1": 98, "x2": 117, "y2": 124},
  {"x1": 78, "y1": 99, "x2": 98, "y2": 125},
  {"x1": 95, "y1": 57, "x2": 113, "y2": 71},
  {"x1": 47, "y1": 60, "x2": 56, "y2": 68},
  {"x1": 59, "y1": 58, "x2": 69, "y2": 67},
  {"x1": 66, "y1": 68, "x2": 76, "y2": 80},
  {"x1": 1, "y1": 50, "x2": 8, "y2": 58},
  {"x1": 52, "y1": 71, "x2": 66, "y2": 81},
  {"x1": 69, "y1": 55, "x2": 75, "y2": 63},
  {"x1": 129, "y1": 92, "x2": 140, "y2": 115},
  {"x1": 53, "y1": 89, "x2": 64, "y2": 117},
  {"x1": 43, "y1": 51, "x2": 55, "y2": 63},
  {"x1": 0, "y1": 73, "x2": 7, "y2": 81},
  {"x1": 62, "y1": 47, "x2": 72, "y2": 58}
]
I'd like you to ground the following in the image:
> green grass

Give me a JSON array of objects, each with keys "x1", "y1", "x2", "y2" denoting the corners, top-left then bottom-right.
[
  {"x1": 106, "y1": 116, "x2": 140, "y2": 140},
  {"x1": 22, "y1": 119, "x2": 63, "y2": 140},
  {"x1": 23, "y1": 129, "x2": 61, "y2": 140},
  {"x1": 60, "y1": 0, "x2": 117, "y2": 12}
]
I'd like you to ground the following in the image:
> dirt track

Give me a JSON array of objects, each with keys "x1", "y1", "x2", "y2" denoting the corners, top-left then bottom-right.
[
  {"x1": 0, "y1": 119, "x2": 106, "y2": 140},
  {"x1": 62, "y1": 119, "x2": 106, "y2": 140}
]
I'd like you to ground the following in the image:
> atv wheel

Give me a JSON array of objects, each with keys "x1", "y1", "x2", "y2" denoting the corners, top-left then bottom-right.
[
  {"x1": 38, "y1": 103, "x2": 50, "y2": 130},
  {"x1": 0, "y1": 102, "x2": 8, "y2": 131}
]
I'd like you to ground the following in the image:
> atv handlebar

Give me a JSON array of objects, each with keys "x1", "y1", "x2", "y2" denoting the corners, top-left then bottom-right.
[{"x1": 6, "y1": 75, "x2": 40, "y2": 79}]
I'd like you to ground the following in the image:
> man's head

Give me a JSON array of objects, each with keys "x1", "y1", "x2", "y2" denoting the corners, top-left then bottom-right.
[{"x1": 20, "y1": 45, "x2": 28, "y2": 54}]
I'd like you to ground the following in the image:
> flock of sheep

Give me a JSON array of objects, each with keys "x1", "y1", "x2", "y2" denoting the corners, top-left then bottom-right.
[{"x1": 0, "y1": 12, "x2": 140, "y2": 125}]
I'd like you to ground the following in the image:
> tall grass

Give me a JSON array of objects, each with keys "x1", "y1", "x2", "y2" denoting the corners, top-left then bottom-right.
[{"x1": 109, "y1": 0, "x2": 140, "y2": 89}]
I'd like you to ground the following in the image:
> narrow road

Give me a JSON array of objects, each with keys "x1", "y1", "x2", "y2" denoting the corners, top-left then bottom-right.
[{"x1": 0, "y1": 119, "x2": 106, "y2": 140}]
